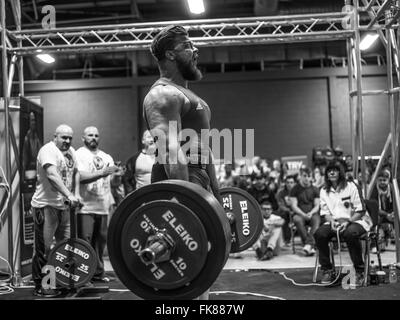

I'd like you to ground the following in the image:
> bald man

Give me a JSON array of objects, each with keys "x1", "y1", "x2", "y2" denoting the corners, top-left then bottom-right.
[
  {"x1": 75, "y1": 126, "x2": 120, "y2": 283},
  {"x1": 31, "y1": 124, "x2": 81, "y2": 298}
]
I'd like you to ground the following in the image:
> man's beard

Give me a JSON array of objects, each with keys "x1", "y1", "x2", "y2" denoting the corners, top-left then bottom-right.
[
  {"x1": 379, "y1": 183, "x2": 388, "y2": 190},
  {"x1": 176, "y1": 57, "x2": 202, "y2": 81},
  {"x1": 85, "y1": 140, "x2": 98, "y2": 150}
]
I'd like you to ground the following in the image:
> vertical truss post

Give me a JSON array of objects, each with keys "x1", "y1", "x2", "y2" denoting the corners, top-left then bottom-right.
[
  {"x1": 385, "y1": 9, "x2": 400, "y2": 262},
  {"x1": 11, "y1": 0, "x2": 24, "y2": 95},
  {"x1": 354, "y1": 1, "x2": 367, "y2": 194},
  {"x1": 1, "y1": 0, "x2": 14, "y2": 275},
  {"x1": 347, "y1": 37, "x2": 359, "y2": 177},
  {"x1": 7, "y1": 55, "x2": 17, "y2": 96}
]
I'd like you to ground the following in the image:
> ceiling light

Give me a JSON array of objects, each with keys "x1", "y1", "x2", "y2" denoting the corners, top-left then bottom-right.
[
  {"x1": 187, "y1": 0, "x2": 205, "y2": 14},
  {"x1": 36, "y1": 54, "x2": 55, "y2": 64},
  {"x1": 360, "y1": 34, "x2": 379, "y2": 51}
]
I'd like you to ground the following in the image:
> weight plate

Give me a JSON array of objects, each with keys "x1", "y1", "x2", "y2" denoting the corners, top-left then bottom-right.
[
  {"x1": 220, "y1": 187, "x2": 264, "y2": 253},
  {"x1": 108, "y1": 180, "x2": 231, "y2": 300},
  {"x1": 121, "y1": 200, "x2": 208, "y2": 290},
  {"x1": 47, "y1": 238, "x2": 97, "y2": 288}
]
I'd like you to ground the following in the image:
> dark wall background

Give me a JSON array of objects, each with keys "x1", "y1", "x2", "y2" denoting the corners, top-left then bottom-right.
[
  {"x1": 25, "y1": 79, "x2": 139, "y2": 163},
  {"x1": 24, "y1": 66, "x2": 390, "y2": 165},
  {"x1": 331, "y1": 74, "x2": 390, "y2": 156}
]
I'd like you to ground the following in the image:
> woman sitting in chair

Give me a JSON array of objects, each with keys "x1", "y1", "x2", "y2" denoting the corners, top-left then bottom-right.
[{"x1": 314, "y1": 160, "x2": 372, "y2": 286}]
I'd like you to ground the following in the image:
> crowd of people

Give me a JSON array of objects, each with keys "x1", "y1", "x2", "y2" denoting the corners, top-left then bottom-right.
[
  {"x1": 215, "y1": 154, "x2": 394, "y2": 271},
  {"x1": 30, "y1": 124, "x2": 159, "y2": 298},
  {"x1": 30, "y1": 120, "x2": 394, "y2": 297}
]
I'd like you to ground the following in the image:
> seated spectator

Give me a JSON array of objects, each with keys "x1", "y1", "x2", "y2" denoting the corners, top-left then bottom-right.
[
  {"x1": 253, "y1": 200, "x2": 284, "y2": 261},
  {"x1": 370, "y1": 168, "x2": 395, "y2": 251},
  {"x1": 276, "y1": 175, "x2": 296, "y2": 245},
  {"x1": 314, "y1": 160, "x2": 372, "y2": 286},
  {"x1": 248, "y1": 173, "x2": 278, "y2": 210},
  {"x1": 289, "y1": 167, "x2": 320, "y2": 256}
]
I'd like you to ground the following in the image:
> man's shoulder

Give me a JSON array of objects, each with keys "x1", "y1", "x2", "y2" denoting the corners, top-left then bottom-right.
[
  {"x1": 290, "y1": 184, "x2": 301, "y2": 194},
  {"x1": 277, "y1": 188, "x2": 287, "y2": 197},
  {"x1": 144, "y1": 83, "x2": 186, "y2": 109},
  {"x1": 311, "y1": 185, "x2": 319, "y2": 192},
  {"x1": 40, "y1": 141, "x2": 54, "y2": 151},
  {"x1": 98, "y1": 150, "x2": 114, "y2": 163},
  {"x1": 126, "y1": 151, "x2": 141, "y2": 162},
  {"x1": 75, "y1": 146, "x2": 88, "y2": 157},
  {"x1": 38, "y1": 141, "x2": 59, "y2": 158}
]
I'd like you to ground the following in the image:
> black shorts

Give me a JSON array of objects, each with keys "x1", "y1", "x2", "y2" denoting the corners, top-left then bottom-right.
[{"x1": 151, "y1": 163, "x2": 211, "y2": 192}]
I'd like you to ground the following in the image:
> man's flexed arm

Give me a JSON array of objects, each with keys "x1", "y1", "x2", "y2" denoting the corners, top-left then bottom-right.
[{"x1": 144, "y1": 85, "x2": 189, "y2": 180}]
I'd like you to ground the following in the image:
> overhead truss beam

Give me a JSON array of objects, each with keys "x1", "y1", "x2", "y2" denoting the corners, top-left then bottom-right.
[{"x1": 6, "y1": 12, "x2": 356, "y2": 55}]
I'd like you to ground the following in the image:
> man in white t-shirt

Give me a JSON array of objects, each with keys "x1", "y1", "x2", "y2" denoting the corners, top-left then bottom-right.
[
  {"x1": 123, "y1": 130, "x2": 156, "y2": 194},
  {"x1": 76, "y1": 126, "x2": 121, "y2": 283},
  {"x1": 31, "y1": 124, "x2": 81, "y2": 298}
]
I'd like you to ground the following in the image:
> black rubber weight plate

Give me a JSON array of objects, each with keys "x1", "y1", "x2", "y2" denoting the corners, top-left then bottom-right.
[
  {"x1": 107, "y1": 180, "x2": 231, "y2": 300},
  {"x1": 220, "y1": 187, "x2": 264, "y2": 252},
  {"x1": 47, "y1": 238, "x2": 97, "y2": 288}
]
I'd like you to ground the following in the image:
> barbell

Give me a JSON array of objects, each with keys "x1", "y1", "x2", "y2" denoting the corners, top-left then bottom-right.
[{"x1": 107, "y1": 180, "x2": 263, "y2": 300}]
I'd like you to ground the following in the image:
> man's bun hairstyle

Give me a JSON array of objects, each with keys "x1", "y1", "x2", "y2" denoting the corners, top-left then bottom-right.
[{"x1": 150, "y1": 25, "x2": 188, "y2": 61}]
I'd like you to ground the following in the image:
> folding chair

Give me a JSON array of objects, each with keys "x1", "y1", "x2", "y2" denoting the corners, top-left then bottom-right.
[{"x1": 312, "y1": 199, "x2": 381, "y2": 286}]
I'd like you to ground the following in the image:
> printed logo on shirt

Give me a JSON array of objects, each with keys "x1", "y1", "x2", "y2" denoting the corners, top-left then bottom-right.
[
  {"x1": 64, "y1": 153, "x2": 74, "y2": 168},
  {"x1": 93, "y1": 156, "x2": 105, "y2": 170}
]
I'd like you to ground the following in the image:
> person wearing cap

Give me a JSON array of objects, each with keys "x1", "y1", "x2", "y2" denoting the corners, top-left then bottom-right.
[{"x1": 314, "y1": 160, "x2": 372, "y2": 286}]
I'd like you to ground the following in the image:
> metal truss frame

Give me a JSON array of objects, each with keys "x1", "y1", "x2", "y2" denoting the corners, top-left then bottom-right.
[
  {"x1": 349, "y1": 0, "x2": 400, "y2": 261},
  {"x1": 3, "y1": 12, "x2": 356, "y2": 55}
]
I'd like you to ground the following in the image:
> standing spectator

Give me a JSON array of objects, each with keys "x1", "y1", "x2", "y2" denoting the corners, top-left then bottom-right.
[
  {"x1": 110, "y1": 161, "x2": 126, "y2": 210},
  {"x1": 250, "y1": 156, "x2": 269, "y2": 177},
  {"x1": 75, "y1": 126, "x2": 121, "y2": 283},
  {"x1": 31, "y1": 124, "x2": 81, "y2": 298},
  {"x1": 344, "y1": 154, "x2": 354, "y2": 180},
  {"x1": 123, "y1": 130, "x2": 156, "y2": 195},
  {"x1": 218, "y1": 163, "x2": 237, "y2": 188},
  {"x1": 276, "y1": 175, "x2": 296, "y2": 245},
  {"x1": 270, "y1": 159, "x2": 283, "y2": 187},
  {"x1": 314, "y1": 160, "x2": 371, "y2": 286},
  {"x1": 253, "y1": 200, "x2": 284, "y2": 261},
  {"x1": 289, "y1": 167, "x2": 320, "y2": 256},
  {"x1": 235, "y1": 162, "x2": 252, "y2": 192},
  {"x1": 313, "y1": 166, "x2": 325, "y2": 190}
]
